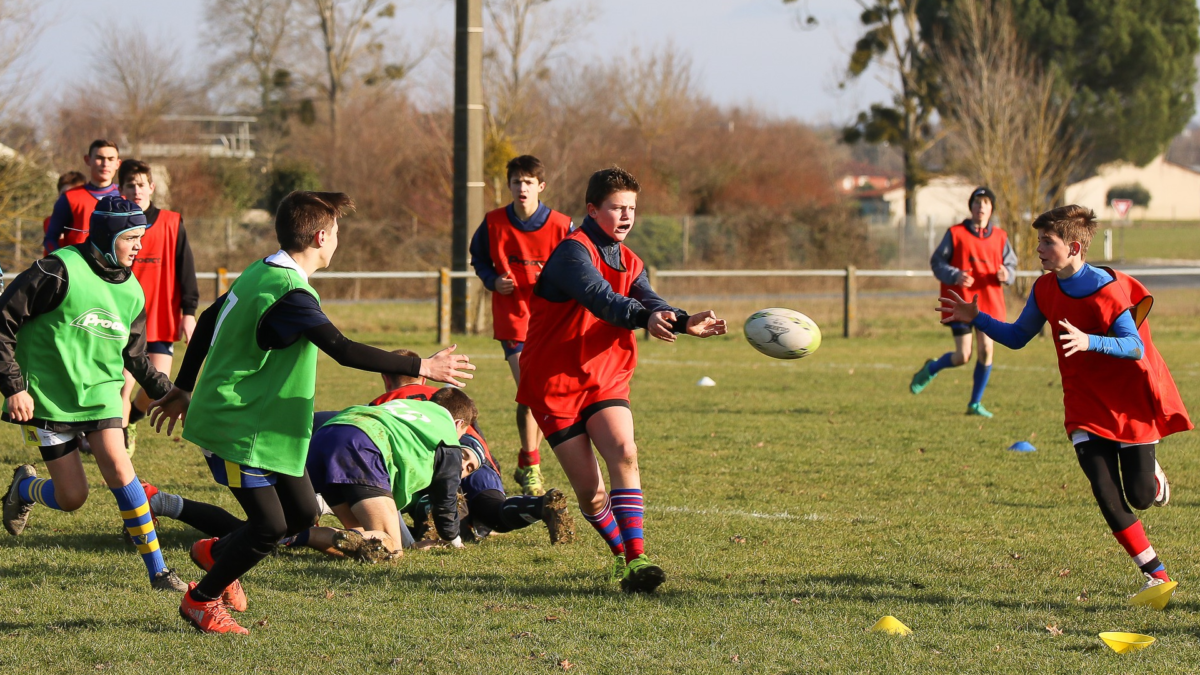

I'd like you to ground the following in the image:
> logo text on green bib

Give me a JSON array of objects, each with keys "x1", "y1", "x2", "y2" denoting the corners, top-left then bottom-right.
[{"x1": 70, "y1": 309, "x2": 129, "y2": 340}]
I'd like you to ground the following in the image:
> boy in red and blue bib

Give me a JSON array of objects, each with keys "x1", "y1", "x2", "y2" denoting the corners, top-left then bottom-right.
[
  {"x1": 940, "y1": 205, "x2": 1191, "y2": 608},
  {"x1": 517, "y1": 167, "x2": 726, "y2": 593},
  {"x1": 470, "y1": 155, "x2": 571, "y2": 496},
  {"x1": 911, "y1": 187, "x2": 1017, "y2": 417}
]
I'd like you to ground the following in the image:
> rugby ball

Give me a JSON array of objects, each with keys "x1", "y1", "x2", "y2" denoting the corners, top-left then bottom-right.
[{"x1": 743, "y1": 308, "x2": 821, "y2": 359}]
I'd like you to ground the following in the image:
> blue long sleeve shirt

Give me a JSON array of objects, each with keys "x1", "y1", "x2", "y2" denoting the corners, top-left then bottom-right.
[
  {"x1": 970, "y1": 264, "x2": 1144, "y2": 359},
  {"x1": 534, "y1": 217, "x2": 685, "y2": 332},
  {"x1": 469, "y1": 202, "x2": 566, "y2": 291},
  {"x1": 44, "y1": 183, "x2": 120, "y2": 253}
]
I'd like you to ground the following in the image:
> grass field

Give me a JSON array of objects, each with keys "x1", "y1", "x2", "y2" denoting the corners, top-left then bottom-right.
[{"x1": 4, "y1": 298, "x2": 1200, "y2": 674}]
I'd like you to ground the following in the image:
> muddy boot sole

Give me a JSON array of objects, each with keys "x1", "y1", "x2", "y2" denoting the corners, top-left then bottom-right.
[
  {"x1": 541, "y1": 489, "x2": 576, "y2": 545},
  {"x1": 332, "y1": 529, "x2": 393, "y2": 564}
]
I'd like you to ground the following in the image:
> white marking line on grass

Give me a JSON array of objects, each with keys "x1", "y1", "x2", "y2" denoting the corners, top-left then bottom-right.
[{"x1": 649, "y1": 505, "x2": 827, "y2": 522}]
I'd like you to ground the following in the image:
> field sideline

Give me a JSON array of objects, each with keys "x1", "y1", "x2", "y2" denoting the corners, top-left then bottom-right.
[{"x1": 3, "y1": 300, "x2": 1200, "y2": 673}]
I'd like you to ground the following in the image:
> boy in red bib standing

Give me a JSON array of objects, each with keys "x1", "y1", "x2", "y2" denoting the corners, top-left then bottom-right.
[
  {"x1": 118, "y1": 160, "x2": 199, "y2": 455},
  {"x1": 940, "y1": 205, "x2": 1191, "y2": 608},
  {"x1": 517, "y1": 167, "x2": 726, "y2": 593},
  {"x1": 911, "y1": 187, "x2": 1017, "y2": 417},
  {"x1": 470, "y1": 155, "x2": 571, "y2": 495},
  {"x1": 44, "y1": 140, "x2": 122, "y2": 253}
]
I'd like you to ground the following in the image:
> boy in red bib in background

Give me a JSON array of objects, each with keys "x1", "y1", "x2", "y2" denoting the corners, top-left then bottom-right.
[
  {"x1": 940, "y1": 205, "x2": 1191, "y2": 608},
  {"x1": 470, "y1": 155, "x2": 572, "y2": 496},
  {"x1": 118, "y1": 160, "x2": 199, "y2": 455},
  {"x1": 44, "y1": 140, "x2": 122, "y2": 253},
  {"x1": 911, "y1": 187, "x2": 1016, "y2": 418},
  {"x1": 517, "y1": 167, "x2": 726, "y2": 593}
]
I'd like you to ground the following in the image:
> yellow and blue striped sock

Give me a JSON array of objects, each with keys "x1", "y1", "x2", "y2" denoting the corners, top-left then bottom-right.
[
  {"x1": 18, "y1": 477, "x2": 60, "y2": 509},
  {"x1": 112, "y1": 478, "x2": 166, "y2": 580}
]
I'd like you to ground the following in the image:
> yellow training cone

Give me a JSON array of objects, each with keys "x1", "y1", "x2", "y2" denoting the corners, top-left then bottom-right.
[
  {"x1": 1099, "y1": 632, "x2": 1155, "y2": 654},
  {"x1": 870, "y1": 616, "x2": 912, "y2": 635},
  {"x1": 1130, "y1": 580, "x2": 1177, "y2": 611}
]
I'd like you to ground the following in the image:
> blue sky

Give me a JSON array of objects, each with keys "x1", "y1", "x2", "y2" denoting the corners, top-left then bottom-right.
[{"x1": 25, "y1": 0, "x2": 891, "y2": 124}]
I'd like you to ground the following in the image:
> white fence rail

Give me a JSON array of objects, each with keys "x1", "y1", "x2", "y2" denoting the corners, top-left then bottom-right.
[{"x1": 196, "y1": 265, "x2": 1200, "y2": 344}]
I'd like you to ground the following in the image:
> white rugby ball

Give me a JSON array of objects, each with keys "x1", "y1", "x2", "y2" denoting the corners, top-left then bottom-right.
[{"x1": 743, "y1": 308, "x2": 822, "y2": 360}]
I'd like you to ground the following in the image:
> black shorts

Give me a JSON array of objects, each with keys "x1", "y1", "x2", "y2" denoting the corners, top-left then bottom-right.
[
  {"x1": 947, "y1": 321, "x2": 973, "y2": 337},
  {"x1": 8, "y1": 417, "x2": 122, "y2": 461},
  {"x1": 147, "y1": 341, "x2": 175, "y2": 356}
]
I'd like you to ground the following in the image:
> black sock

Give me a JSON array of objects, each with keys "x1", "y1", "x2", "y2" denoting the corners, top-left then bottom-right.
[{"x1": 128, "y1": 405, "x2": 147, "y2": 425}]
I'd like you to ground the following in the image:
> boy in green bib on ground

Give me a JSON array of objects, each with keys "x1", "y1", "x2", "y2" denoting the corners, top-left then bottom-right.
[
  {"x1": 148, "y1": 191, "x2": 474, "y2": 635},
  {"x1": 2, "y1": 196, "x2": 188, "y2": 592}
]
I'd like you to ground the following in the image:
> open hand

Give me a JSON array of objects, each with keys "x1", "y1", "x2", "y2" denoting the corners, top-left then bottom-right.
[
  {"x1": 494, "y1": 273, "x2": 516, "y2": 295},
  {"x1": 937, "y1": 289, "x2": 979, "y2": 324},
  {"x1": 686, "y1": 310, "x2": 727, "y2": 338},
  {"x1": 1057, "y1": 319, "x2": 1089, "y2": 357},
  {"x1": 6, "y1": 391, "x2": 33, "y2": 422},
  {"x1": 420, "y1": 344, "x2": 476, "y2": 387},
  {"x1": 148, "y1": 387, "x2": 191, "y2": 435}
]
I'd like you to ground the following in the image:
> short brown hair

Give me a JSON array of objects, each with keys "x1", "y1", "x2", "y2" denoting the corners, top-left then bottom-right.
[
  {"x1": 506, "y1": 155, "x2": 545, "y2": 183},
  {"x1": 1032, "y1": 205, "x2": 1098, "y2": 255},
  {"x1": 118, "y1": 159, "x2": 153, "y2": 188},
  {"x1": 383, "y1": 349, "x2": 423, "y2": 388},
  {"x1": 585, "y1": 166, "x2": 640, "y2": 208},
  {"x1": 430, "y1": 388, "x2": 477, "y2": 426},
  {"x1": 56, "y1": 171, "x2": 86, "y2": 192},
  {"x1": 88, "y1": 139, "x2": 118, "y2": 156},
  {"x1": 275, "y1": 191, "x2": 354, "y2": 252}
]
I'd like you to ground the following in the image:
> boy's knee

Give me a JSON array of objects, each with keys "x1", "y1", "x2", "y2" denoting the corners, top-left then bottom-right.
[
  {"x1": 1126, "y1": 478, "x2": 1156, "y2": 511},
  {"x1": 577, "y1": 490, "x2": 608, "y2": 515},
  {"x1": 610, "y1": 441, "x2": 638, "y2": 468},
  {"x1": 58, "y1": 485, "x2": 89, "y2": 512}
]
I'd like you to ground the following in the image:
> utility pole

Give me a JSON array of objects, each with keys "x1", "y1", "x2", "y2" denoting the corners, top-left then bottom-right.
[{"x1": 452, "y1": 0, "x2": 484, "y2": 333}]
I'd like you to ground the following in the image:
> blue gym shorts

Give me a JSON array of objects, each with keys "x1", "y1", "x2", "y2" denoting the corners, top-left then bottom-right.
[
  {"x1": 203, "y1": 450, "x2": 277, "y2": 489},
  {"x1": 947, "y1": 321, "x2": 973, "y2": 336},
  {"x1": 147, "y1": 341, "x2": 175, "y2": 355},
  {"x1": 307, "y1": 423, "x2": 392, "y2": 496},
  {"x1": 500, "y1": 339, "x2": 524, "y2": 359}
]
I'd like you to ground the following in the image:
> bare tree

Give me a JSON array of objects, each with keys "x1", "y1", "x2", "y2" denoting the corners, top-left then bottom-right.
[
  {"x1": 89, "y1": 22, "x2": 191, "y2": 155},
  {"x1": 0, "y1": 0, "x2": 44, "y2": 125},
  {"x1": 935, "y1": 0, "x2": 1083, "y2": 290},
  {"x1": 308, "y1": 0, "x2": 415, "y2": 165},
  {"x1": 204, "y1": 0, "x2": 303, "y2": 166},
  {"x1": 610, "y1": 44, "x2": 699, "y2": 150}
]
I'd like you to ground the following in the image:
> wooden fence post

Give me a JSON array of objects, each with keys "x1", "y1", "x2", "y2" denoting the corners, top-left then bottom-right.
[
  {"x1": 437, "y1": 267, "x2": 451, "y2": 346},
  {"x1": 217, "y1": 267, "x2": 229, "y2": 297},
  {"x1": 843, "y1": 265, "x2": 857, "y2": 338}
]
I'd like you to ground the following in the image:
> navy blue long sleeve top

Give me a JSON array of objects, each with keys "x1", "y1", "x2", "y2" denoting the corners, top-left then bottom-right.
[
  {"x1": 469, "y1": 203, "x2": 565, "y2": 291},
  {"x1": 44, "y1": 183, "x2": 120, "y2": 253},
  {"x1": 534, "y1": 217, "x2": 686, "y2": 332},
  {"x1": 971, "y1": 264, "x2": 1144, "y2": 359}
]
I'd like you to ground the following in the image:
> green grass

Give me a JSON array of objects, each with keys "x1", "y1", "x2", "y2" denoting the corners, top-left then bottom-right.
[
  {"x1": 1109, "y1": 221, "x2": 1200, "y2": 261},
  {"x1": 4, "y1": 301, "x2": 1200, "y2": 673}
]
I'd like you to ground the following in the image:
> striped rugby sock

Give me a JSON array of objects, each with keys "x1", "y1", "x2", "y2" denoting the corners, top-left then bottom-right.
[
  {"x1": 18, "y1": 477, "x2": 60, "y2": 509},
  {"x1": 112, "y1": 478, "x2": 167, "y2": 580},
  {"x1": 610, "y1": 488, "x2": 645, "y2": 563},
  {"x1": 1113, "y1": 520, "x2": 1169, "y2": 581},
  {"x1": 582, "y1": 499, "x2": 624, "y2": 555}
]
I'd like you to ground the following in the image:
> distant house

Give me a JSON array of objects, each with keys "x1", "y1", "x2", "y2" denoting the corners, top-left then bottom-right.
[
  {"x1": 839, "y1": 162, "x2": 902, "y2": 226},
  {"x1": 854, "y1": 153, "x2": 1200, "y2": 229},
  {"x1": 1065, "y1": 154, "x2": 1200, "y2": 222}
]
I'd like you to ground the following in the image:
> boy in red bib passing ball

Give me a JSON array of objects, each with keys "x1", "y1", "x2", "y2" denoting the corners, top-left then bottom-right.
[
  {"x1": 911, "y1": 187, "x2": 1017, "y2": 417},
  {"x1": 517, "y1": 167, "x2": 726, "y2": 593},
  {"x1": 470, "y1": 155, "x2": 572, "y2": 496},
  {"x1": 939, "y1": 205, "x2": 1191, "y2": 607}
]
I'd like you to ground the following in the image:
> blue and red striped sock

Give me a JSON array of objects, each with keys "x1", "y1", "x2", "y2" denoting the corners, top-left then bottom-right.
[
  {"x1": 610, "y1": 488, "x2": 645, "y2": 563},
  {"x1": 582, "y1": 499, "x2": 624, "y2": 555}
]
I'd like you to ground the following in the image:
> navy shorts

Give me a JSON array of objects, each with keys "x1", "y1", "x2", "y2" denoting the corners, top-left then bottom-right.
[
  {"x1": 461, "y1": 464, "x2": 504, "y2": 501},
  {"x1": 204, "y1": 452, "x2": 277, "y2": 489},
  {"x1": 947, "y1": 321, "x2": 973, "y2": 337},
  {"x1": 147, "y1": 341, "x2": 175, "y2": 355},
  {"x1": 307, "y1": 423, "x2": 392, "y2": 496},
  {"x1": 500, "y1": 339, "x2": 524, "y2": 359}
]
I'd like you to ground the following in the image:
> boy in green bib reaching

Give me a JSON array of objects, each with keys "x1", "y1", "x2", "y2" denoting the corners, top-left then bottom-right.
[
  {"x1": 2, "y1": 196, "x2": 187, "y2": 592},
  {"x1": 148, "y1": 191, "x2": 474, "y2": 635}
]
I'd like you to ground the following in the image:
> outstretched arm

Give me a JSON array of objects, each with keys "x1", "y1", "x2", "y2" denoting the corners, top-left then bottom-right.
[
  {"x1": 939, "y1": 289, "x2": 1045, "y2": 350},
  {"x1": 538, "y1": 240, "x2": 650, "y2": 330}
]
